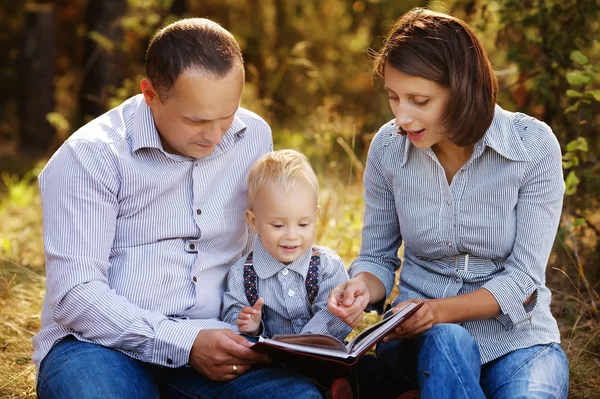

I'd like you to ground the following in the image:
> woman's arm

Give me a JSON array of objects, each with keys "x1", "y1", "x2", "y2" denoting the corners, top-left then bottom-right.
[{"x1": 388, "y1": 121, "x2": 564, "y2": 339}]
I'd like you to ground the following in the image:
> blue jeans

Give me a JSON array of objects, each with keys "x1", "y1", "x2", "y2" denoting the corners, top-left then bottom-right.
[
  {"x1": 37, "y1": 336, "x2": 324, "y2": 399},
  {"x1": 371, "y1": 324, "x2": 568, "y2": 399}
]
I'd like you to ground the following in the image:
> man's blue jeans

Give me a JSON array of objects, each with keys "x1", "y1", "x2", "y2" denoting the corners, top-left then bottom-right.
[
  {"x1": 37, "y1": 336, "x2": 324, "y2": 399},
  {"x1": 372, "y1": 323, "x2": 569, "y2": 399}
]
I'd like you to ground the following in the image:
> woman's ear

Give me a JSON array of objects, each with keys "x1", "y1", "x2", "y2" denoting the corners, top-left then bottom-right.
[{"x1": 246, "y1": 209, "x2": 258, "y2": 233}]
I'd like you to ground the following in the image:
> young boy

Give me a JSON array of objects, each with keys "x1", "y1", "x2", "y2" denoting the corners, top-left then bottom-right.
[{"x1": 221, "y1": 149, "x2": 352, "y2": 341}]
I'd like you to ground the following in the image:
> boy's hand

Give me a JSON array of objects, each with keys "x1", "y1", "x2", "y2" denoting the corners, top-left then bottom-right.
[{"x1": 236, "y1": 297, "x2": 264, "y2": 335}]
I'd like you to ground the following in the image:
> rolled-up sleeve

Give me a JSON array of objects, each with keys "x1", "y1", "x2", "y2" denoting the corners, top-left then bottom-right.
[
  {"x1": 483, "y1": 124, "x2": 564, "y2": 326},
  {"x1": 348, "y1": 129, "x2": 402, "y2": 304}
]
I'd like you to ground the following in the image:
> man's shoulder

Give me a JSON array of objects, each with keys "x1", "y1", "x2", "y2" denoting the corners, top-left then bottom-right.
[
  {"x1": 235, "y1": 107, "x2": 271, "y2": 135},
  {"x1": 67, "y1": 95, "x2": 141, "y2": 148}
]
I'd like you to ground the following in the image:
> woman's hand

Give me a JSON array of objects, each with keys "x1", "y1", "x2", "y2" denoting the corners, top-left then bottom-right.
[
  {"x1": 382, "y1": 299, "x2": 439, "y2": 341},
  {"x1": 327, "y1": 277, "x2": 371, "y2": 327}
]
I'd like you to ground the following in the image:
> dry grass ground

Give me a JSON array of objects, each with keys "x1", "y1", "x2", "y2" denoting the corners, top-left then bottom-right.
[{"x1": 0, "y1": 174, "x2": 598, "y2": 398}]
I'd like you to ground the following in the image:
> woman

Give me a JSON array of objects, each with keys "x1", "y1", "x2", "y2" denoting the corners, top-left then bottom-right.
[{"x1": 328, "y1": 8, "x2": 568, "y2": 399}]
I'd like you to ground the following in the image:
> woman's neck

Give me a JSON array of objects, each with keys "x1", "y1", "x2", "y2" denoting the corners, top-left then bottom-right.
[{"x1": 432, "y1": 138, "x2": 474, "y2": 184}]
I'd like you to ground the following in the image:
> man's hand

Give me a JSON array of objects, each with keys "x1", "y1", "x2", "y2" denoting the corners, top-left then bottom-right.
[
  {"x1": 189, "y1": 329, "x2": 270, "y2": 381},
  {"x1": 382, "y1": 299, "x2": 438, "y2": 341},
  {"x1": 236, "y1": 297, "x2": 264, "y2": 335},
  {"x1": 327, "y1": 277, "x2": 370, "y2": 327}
]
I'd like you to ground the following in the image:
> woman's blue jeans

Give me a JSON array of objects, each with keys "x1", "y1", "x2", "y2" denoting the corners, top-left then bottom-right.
[
  {"x1": 371, "y1": 323, "x2": 569, "y2": 399},
  {"x1": 37, "y1": 336, "x2": 324, "y2": 399}
]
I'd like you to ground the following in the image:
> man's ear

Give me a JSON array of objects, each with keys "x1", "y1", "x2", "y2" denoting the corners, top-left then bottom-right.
[
  {"x1": 140, "y1": 78, "x2": 159, "y2": 106},
  {"x1": 246, "y1": 209, "x2": 258, "y2": 233}
]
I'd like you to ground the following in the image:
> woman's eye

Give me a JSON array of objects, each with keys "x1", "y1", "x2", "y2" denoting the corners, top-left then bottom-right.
[
  {"x1": 388, "y1": 96, "x2": 399, "y2": 101},
  {"x1": 415, "y1": 99, "x2": 430, "y2": 106}
]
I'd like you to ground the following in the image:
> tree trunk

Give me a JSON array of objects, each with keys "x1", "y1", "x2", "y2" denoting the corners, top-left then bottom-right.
[
  {"x1": 18, "y1": 3, "x2": 56, "y2": 157},
  {"x1": 79, "y1": 0, "x2": 127, "y2": 120}
]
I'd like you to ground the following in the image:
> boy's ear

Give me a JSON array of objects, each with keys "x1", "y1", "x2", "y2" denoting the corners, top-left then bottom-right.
[
  {"x1": 246, "y1": 209, "x2": 258, "y2": 232},
  {"x1": 316, "y1": 205, "x2": 321, "y2": 217}
]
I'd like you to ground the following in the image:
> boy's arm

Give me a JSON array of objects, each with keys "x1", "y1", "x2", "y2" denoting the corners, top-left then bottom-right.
[
  {"x1": 221, "y1": 259, "x2": 265, "y2": 336},
  {"x1": 299, "y1": 254, "x2": 353, "y2": 341}
]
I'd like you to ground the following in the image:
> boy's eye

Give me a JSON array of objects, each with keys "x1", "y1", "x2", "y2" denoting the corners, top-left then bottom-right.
[
  {"x1": 299, "y1": 223, "x2": 309, "y2": 227},
  {"x1": 271, "y1": 224, "x2": 283, "y2": 229}
]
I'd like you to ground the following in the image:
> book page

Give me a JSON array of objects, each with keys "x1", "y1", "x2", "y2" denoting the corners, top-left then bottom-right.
[
  {"x1": 257, "y1": 336, "x2": 352, "y2": 359},
  {"x1": 346, "y1": 302, "x2": 418, "y2": 355},
  {"x1": 269, "y1": 334, "x2": 347, "y2": 352}
]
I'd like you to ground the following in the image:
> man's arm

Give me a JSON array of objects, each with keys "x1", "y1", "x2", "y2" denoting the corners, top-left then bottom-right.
[{"x1": 41, "y1": 140, "x2": 231, "y2": 367}]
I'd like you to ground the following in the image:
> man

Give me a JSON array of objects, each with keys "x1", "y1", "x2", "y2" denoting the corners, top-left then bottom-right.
[{"x1": 33, "y1": 18, "x2": 323, "y2": 399}]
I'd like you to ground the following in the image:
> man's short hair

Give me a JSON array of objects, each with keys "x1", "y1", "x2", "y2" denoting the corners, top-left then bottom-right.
[
  {"x1": 373, "y1": 8, "x2": 498, "y2": 146},
  {"x1": 247, "y1": 150, "x2": 319, "y2": 210},
  {"x1": 145, "y1": 18, "x2": 243, "y2": 100}
]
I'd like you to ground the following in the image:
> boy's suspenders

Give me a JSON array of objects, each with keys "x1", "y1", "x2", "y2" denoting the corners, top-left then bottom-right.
[{"x1": 243, "y1": 248, "x2": 321, "y2": 307}]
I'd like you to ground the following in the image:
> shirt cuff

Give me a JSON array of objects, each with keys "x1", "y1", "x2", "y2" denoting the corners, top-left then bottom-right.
[
  {"x1": 483, "y1": 275, "x2": 538, "y2": 327},
  {"x1": 152, "y1": 320, "x2": 202, "y2": 367}
]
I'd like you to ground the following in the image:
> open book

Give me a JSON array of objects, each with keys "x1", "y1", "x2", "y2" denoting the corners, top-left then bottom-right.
[{"x1": 251, "y1": 302, "x2": 422, "y2": 373}]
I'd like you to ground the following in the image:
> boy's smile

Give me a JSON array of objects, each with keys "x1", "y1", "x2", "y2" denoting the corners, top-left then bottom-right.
[{"x1": 246, "y1": 176, "x2": 320, "y2": 264}]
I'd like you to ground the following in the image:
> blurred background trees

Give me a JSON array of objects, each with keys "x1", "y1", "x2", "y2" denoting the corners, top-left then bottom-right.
[
  {"x1": 1, "y1": 0, "x2": 599, "y2": 325},
  {"x1": 1, "y1": 1, "x2": 599, "y2": 396}
]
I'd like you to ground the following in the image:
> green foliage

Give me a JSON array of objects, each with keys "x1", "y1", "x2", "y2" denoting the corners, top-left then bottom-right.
[
  {"x1": 563, "y1": 136, "x2": 588, "y2": 195},
  {"x1": 0, "y1": 171, "x2": 39, "y2": 209}
]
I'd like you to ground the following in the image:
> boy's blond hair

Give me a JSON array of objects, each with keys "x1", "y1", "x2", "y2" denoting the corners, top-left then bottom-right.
[{"x1": 247, "y1": 150, "x2": 319, "y2": 210}]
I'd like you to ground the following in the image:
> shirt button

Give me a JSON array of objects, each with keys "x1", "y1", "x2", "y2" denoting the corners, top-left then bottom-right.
[
  {"x1": 192, "y1": 276, "x2": 197, "y2": 282},
  {"x1": 196, "y1": 209, "x2": 202, "y2": 215},
  {"x1": 446, "y1": 200, "x2": 451, "y2": 206},
  {"x1": 447, "y1": 242, "x2": 452, "y2": 247},
  {"x1": 455, "y1": 277, "x2": 461, "y2": 283},
  {"x1": 282, "y1": 269, "x2": 289, "y2": 276},
  {"x1": 189, "y1": 243, "x2": 196, "y2": 250},
  {"x1": 288, "y1": 290, "x2": 295, "y2": 297},
  {"x1": 166, "y1": 358, "x2": 173, "y2": 365}
]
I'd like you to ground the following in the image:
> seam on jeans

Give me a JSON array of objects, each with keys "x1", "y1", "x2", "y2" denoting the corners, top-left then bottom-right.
[
  {"x1": 504, "y1": 343, "x2": 551, "y2": 382},
  {"x1": 429, "y1": 327, "x2": 475, "y2": 398},
  {"x1": 165, "y1": 383, "x2": 213, "y2": 399},
  {"x1": 483, "y1": 343, "x2": 553, "y2": 398},
  {"x1": 557, "y1": 380, "x2": 569, "y2": 399}
]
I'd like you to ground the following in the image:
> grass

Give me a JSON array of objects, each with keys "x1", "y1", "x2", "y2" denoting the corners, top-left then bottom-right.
[{"x1": 0, "y1": 168, "x2": 599, "y2": 398}]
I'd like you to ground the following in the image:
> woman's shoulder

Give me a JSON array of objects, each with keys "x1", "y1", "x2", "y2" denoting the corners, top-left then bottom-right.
[
  {"x1": 369, "y1": 119, "x2": 408, "y2": 156},
  {"x1": 496, "y1": 106, "x2": 561, "y2": 162}
]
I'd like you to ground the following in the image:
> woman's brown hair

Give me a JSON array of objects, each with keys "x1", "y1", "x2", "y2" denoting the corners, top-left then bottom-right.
[{"x1": 373, "y1": 8, "x2": 498, "y2": 146}]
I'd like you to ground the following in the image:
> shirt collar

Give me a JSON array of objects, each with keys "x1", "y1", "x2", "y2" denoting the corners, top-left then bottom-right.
[
  {"x1": 130, "y1": 94, "x2": 248, "y2": 155},
  {"x1": 481, "y1": 105, "x2": 530, "y2": 162},
  {"x1": 252, "y1": 237, "x2": 313, "y2": 279},
  {"x1": 131, "y1": 95, "x2": 163, "y2": 152},
  {"x1": 398, "y1": 104, "x2": 530, "y2": 167}
]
